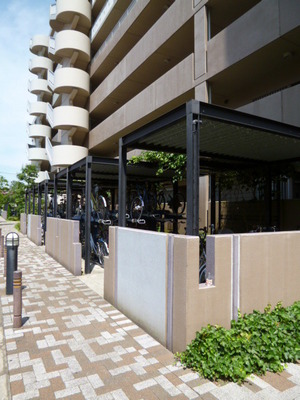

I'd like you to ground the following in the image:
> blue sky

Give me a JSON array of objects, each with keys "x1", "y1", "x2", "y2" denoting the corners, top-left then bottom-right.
[{"x1": 0, "y1": 0, "x2": 51, "y2": 182}]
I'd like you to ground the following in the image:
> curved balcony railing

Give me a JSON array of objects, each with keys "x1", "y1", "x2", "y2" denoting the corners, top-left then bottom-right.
[
  {"x1": 47, "y1": 104, "x2": 89, "y2": 131},
  {"x1": 52, "y1": 67, "x2": 89, "y2": 95},
  {"x1": 27, "y1": 146, "x2": 49, "y2": 162},
  {"x1": 27, "y1": 124, "x2": 51, "y2": 140},
  {"x1": 28, "y1": 101, "x2": 47, "y2": 116},
  {"x1": 28, "y1": 78, "x2": 52, "y2": 98},
  {"x1": 46, "y1": 138, "x2": 88, "y2": 168},
  {"x1": 30, "y1": 35, "x2": 49, "y2": 55},
  {"x1": 29, "y1": 57, "x2": 53, "y2": 75},
  {"x1": 49, "y1": 31, "x2": 90, "y2": 62},
  {"x1": 50, "y1": 0, "x2": 91, "y2": 33},
  {"x1": 35, "y1": 170, "x2": 50, "y2": 184}
]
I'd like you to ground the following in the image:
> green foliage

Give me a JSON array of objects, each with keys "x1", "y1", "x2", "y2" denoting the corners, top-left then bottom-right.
[
  {"x1": 0, "y1": 175, "x2": 9, "y2": 210},
  {"x1": 1, "y1": 165, "x2": 38, "y2": 218},
  {"x1": 129, "y1": 151, "x2": 186, "y2": 182},
  {"x1": 14, "y1": 222, "x2": 20, "y2": 231},
  {"x1": 175, "y1": 301, "x2": 300, "y2": 383}
]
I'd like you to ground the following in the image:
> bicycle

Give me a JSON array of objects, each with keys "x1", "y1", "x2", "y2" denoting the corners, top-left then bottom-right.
[
  {"x1": 157, "y1": 188, "x2": 186, "y2": 215},
  {"x1": 199, "y1": 227, "x2": 207, "y2": 284}
]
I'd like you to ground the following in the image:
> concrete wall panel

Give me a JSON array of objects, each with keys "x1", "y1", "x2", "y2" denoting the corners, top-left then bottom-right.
[
  {"x1": 116, "y1": 228, "x2": 168, "y2": 345},
  {"x1": 27, "y1": 214, "x2": 42, "y2": 246},
  {"x1": 45, "y1": 217, "x2": 81, "y2": 275}
]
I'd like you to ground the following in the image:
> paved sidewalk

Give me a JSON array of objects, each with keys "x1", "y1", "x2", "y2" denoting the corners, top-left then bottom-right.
[{"x1": 0, "y1": 218, "x2": 299, "y2": 399}]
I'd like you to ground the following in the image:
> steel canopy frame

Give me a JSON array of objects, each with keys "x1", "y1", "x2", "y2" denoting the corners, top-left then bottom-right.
[{"x1": 119, "y1": 99, "x2": 300, "y2": 236}]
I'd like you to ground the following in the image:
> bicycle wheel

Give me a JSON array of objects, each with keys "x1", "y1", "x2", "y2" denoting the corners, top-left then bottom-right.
[
  {"x1": 199, "y1": 256, "x2": 206, "y2": 283},
  {"x1": 130, "y1": 196, "x2": 144, "y2": 220},
  {"x1": 98, "y1": 195, "x2": 108, "y2": 220},
  {"x1": 95, "y1": 241, "x2": 106, "y2": 266},
  {"x1": 157, "y1": 191, "x2": 165, "y2": 211}
]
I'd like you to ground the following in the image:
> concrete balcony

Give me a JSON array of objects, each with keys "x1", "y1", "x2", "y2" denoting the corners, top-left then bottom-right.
[
  {"x1": 35, "y1": 171, "x2": 50, "y2": 184},
  {"x1": 28, "y1": 101, "x2": 47, "y2": 117},
  {"x1": 206, "y1": 0, "x2": 300, "y2": 107},
  {"x1": 46, "y1": 139, "x2": 88, "y2": 168},
  {"x1": 29, "y1": 57, "x2": 53, "y2": 75},
  {"x1": 30, "y1": 35, "x2": 49, "y2": 55},
  {"x1": 53, "y1": 67, "x2": 89, "y2": 96},
  {"x1": 48, "y1": 31, "x2": 90, "y2": 63},
  {"x1": 50, "y1": 0, "x2": 91, "y2": 34},
  {"x1": 27, "y1": 146, "x2": 49, "y2": 162},
  {"x1": 28, "y1": 78, "x2": 52, "y2": 99},
  {"x1": 47, "y1": 104, "x2": 89, "y2": 132},
  {"x1": 27, "y1": 124, "x2": 51, "y2": 140},
  {"x1": 91, "y1": 0, "x2": 132, "y2": 48}
]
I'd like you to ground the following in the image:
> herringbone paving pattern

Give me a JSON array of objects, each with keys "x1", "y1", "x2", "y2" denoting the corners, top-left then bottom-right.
[{"x1": 0, "y1": 219, "x2": 299, "y2": 399}]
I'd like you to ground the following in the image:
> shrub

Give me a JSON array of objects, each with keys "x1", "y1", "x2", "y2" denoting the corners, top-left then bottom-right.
[{"x1": 175, "y1": 301, "x2": 300, "y2": 383}]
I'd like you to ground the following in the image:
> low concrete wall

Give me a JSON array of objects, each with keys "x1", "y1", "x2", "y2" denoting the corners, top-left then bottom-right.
[
  {"x1": 27, "y1": 214, "x2": 42, "y2": 246},
  {"x1": 45, "y1": 217, "x2": 81, "y2": 276},
  {"x1": 20, "y1": 213, "x2": 27, "y2": 235},
  {"x1": 105, "y1": 227, "x2": 300, "y2": 353}
]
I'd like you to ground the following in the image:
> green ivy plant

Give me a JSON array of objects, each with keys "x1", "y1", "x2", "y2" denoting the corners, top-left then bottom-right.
[{"x1": 175, "y1": 301, "x2": 300, "y2": 383}]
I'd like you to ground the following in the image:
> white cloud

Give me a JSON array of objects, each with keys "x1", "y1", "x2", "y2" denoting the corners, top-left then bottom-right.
[{"x1": 0, "y1": 0, "x2": 50, "y2": 182}]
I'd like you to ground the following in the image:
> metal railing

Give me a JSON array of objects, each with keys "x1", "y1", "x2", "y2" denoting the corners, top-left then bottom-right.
[
  {"x1": 91, "y1": 0, "x2": 116, "y2": 41},
  {"x1": 46, "y1": 103, "x2": 54, "y2": 128},
  {"x1": 91, "y1": 0, "x2": 137, "y2": 64}
]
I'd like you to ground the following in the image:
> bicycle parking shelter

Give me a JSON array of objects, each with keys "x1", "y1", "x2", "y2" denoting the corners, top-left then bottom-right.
[
  {"x1": 119, "y1": 99, "x2": 300, "y2": 236},
  {"x1": 32, "y1": 156, "x2": 175, "y2": 273}
]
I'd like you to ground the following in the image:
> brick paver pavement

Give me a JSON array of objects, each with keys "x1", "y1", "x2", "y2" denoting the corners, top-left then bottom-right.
[{"x1": 0, "y1": 218, "x2": 299, "y2": 400}]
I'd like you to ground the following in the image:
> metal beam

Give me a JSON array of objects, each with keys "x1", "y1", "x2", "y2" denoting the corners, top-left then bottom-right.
[
  {"x1": 85, "y1": 156, "x2": 92, "y2": 274},
  {"x1": 44, "y1": 181, "x2": 48, "y2": 243},
  {"x1": 28, "y1": 191, "x2": 31, "y2": 214},
  {"x1": 118, "y1": 138, "x2": 127, "y2": 227},
  {"x1": 53, "y1": 174, "x2": 57, "y2": 217},
  {"x1": 32, "y1": 186, "x2": 35, "y2": 214},
  {"x1": 186, "y1": 101, "x2": 200, "y2": 236},
  {"x1": 123, "y1": 104, "x2": 186, "y2": 147},
  {"x1": 38, "y1": 184, "x2": 42, "y2": 215},
  {"x1": 210, "y1": 174, "x2": 216, "y2": 233},
  {"x1": 25, "y1": 190, "x2": 28, "y2": 215},
  {"x1": 199, "y1": 102, "x2": 300, "y2": 140},
  {"x1": 66, "y1": 168, "x2": 72, "y2": 220}
]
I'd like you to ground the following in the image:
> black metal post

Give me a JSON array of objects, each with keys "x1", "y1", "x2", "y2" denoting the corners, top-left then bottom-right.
[
  {"x1": 118, "y1": 138, "x2": 127, "y2": 227},
  {"x1": 173, "y1": 181, "x2": 178, "y2": 234},
  {"x1": 38, "y1": 184, "x2": 42, "y2": 215},
  {"x1": 218, "y1": 176, "x2": 222, "y2": 231},
  {"x1": 28, "y1": 191, "x2": 31, "y2": 214},
  {"x1": 66, "y1": 168, "x2": 72, "y2": 220},
  {"x1": 25, "y1": 190, "x2": 28, "y2": 215},
  {"x1": 265, "y1": 168, "x2": 272, "y2": 227},
  {"x1": 32, "y1": 186, "x2": 36, "y2": 214},
  {"x1": 53, "y1": 174, "x2": 57, "y2": 218},
  {"x1": 85, "y1": 157, "x2": 92, "y2": 274},
  {"x1": 44, "y1": 181, "x2": 48, "y2": 240},
  {"x1": 276, "y1": 178, "x2": 280, "y2": 230},
  {"x1": 186, "y1": 101, "x2": 199, "y2": 236},
  {"x1": 210, "y1": 174, "x2": 216, "y2": 233}
]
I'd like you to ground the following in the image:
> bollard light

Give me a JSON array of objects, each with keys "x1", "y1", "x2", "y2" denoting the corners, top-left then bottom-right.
[
  {"x1": 5, "y1": 232, "x2": 20, "y2": 295},
  {"x1": 5, "y1": 232, "x2": 19, "y2": 248}
]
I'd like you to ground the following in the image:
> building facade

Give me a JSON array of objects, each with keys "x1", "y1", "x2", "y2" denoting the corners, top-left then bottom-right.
[{"x1": 28, "y1": 0, "x2": 300, "y2": 184}]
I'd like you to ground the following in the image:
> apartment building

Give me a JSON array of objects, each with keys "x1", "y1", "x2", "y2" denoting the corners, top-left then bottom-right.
[{"x1": 28, "y1": 0, "x2": 300, "y2": 185}]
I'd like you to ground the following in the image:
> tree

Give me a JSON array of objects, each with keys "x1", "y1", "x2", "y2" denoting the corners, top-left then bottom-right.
[
  {"x1": 129, "y1": 151, "x2": 186, "y2": 182},
  {"x1": 0, "y1": 176, "x2": 9, "y2": 211},
  {"x1": 6, "y1": 165, "x2": 38, "y2": 218}
]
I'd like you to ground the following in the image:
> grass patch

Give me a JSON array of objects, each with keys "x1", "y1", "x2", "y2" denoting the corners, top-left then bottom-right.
[{"x1": 175, "y1": 301, "x2": 300, "y2": 383}]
